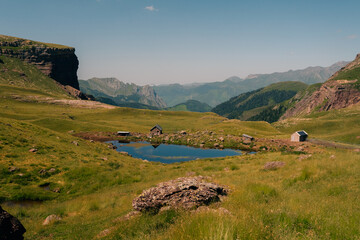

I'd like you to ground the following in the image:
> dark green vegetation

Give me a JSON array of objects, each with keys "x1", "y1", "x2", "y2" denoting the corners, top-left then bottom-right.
[
  {"x1": 154, "y1": 62, "x2": 346, "y2": 107},
  {"x1": 79, "y1": 78, "x2": 166, "y2": 109},
  {"x1": 212, "y1": 82, "x2": 307, "y2": 122},
  {"x1": 1, "y1": 49, "x2": 360, "y2": 239},
  {"x1": 166, "y1": 99, "x2": 212, "y2": 112}
]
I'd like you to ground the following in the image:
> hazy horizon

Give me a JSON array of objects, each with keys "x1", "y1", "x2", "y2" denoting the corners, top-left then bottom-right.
[{"x1": 1, "y1": 0, "x2": 360, "y2": 85}]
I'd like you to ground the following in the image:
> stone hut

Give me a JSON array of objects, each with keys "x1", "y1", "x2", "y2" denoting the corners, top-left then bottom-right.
[
  {"x1": 117, "y1": 131, "x2": 130, "y2": 136},
  {"x1": 150, "y1": 125, "x2": 163, "y2": 135},
  {"x1": 291, "y1": 130, "x2": 308, "y2": 142},
  {"x1": 242, "y1": 134, "x2": 254, "y2": 144}
]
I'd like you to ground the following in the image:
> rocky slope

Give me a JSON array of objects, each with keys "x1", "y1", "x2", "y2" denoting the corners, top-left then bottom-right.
[
  {"x1": 0, "y1": 35, "x2": 79, "y2": 89},
  {"x1": 154, "y1": 62, "x2": 347, "y2": 107},
  {"x1": 79, "y1": 77, "x2": 167, "y2": 108},
  {"x1": 281, "y1": 54, "x2": 360, "y2": 119}
]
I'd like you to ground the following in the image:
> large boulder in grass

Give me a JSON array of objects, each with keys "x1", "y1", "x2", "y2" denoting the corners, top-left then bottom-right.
[
  {"x1": 0, "y1": 205, "x2": 26, "y2": 240},
  {"x1": 132, "y1": 177, "x2": 228, "y2": 212}
]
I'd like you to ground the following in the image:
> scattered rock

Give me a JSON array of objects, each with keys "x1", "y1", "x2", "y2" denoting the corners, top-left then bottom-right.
[
  {"x1": 143, "y1": 160, "x2": 149, "y2": 163},
  {"x1": 38, "y1": 169, "x2": 47, "y2": 175},
  {"x1": 186, "y1": 171, "x2": 196, "y2": 176},
  {"x1": 100, "y1": 157, "x2": 108, "y2": 161},
  {"x1": 132, "y1": 176, "x2": 228, "y2": 212},
  {"x1": 108, "y1": 144, "x2": 116, "y2": 149},
  {"x1": 8, "y1": 166, "x2": 18, "y2": 172},
  {"x1": 219, "y1": 145, "x2": 224, "y2": 149},
  {"x1": 68, "y1": 130, "x2": 75, "y2": 133},
  {"x1": 213, "y1": 143, "x2": 219, "y2": 148},
  {"x1": 0, "y1": 205, "x2": 26, "y2": 240},
  {"x1": 223, "y1": 167, "x2": 230, "y2": 172},
  {"x1": 96, "y1": 226, "x2": 116, "y2": 238},
  {"x1": 219, "y1": 137, "x2": 224, "y2": 142},
  {"x1": 42, "y1": 214, "x2": 62, "y2": 225},
  {"x1": 29, "y1": 148, "x2": 37, "y2": 153},
  {"x1": 72, "y1": 141, "x2": 79, "y2": 146},
  {"x1": 89, "y1": 140, "x2": 94, "y2": 143},
  {"x1": 199, "y1": 144, "x2": 205, "y2": 148},
  {"x1": 52, "y1": 188, "x2": 61, "y2": 193},
  {"x1": 48, "y1": 168, "x2": 56, "y2": 173},
  {"x1": 330, "y1": 155, "x2": 336, "y2": 159},
  {"x1": 298, "y1": 154, "x2": 312, "y2": 161},
  {"x1": 113, "y1": 211, "x2": 141, "y2": 223},
  {"x1": 263, "y1": 161, "x2": 285, "y2": 170}
]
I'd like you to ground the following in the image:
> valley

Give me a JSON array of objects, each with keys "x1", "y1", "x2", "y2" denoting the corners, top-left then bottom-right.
[{"x1": 0, "y1": 34, "x2": 360, "y2": 239}]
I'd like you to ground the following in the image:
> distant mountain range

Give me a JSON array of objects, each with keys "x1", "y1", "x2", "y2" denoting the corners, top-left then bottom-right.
[
  {"x1": 153, "y1": 61, "x2": 348, "y2": 107},
  {"x1": 166, "y1": 100, "x2": 212, "y2": 112},
  {"x1": 79, "y1": 78, "x2": 167, "y2": 109},
  {"x1": 212, "y1": 81, "x2": 308, "y2": 122}
]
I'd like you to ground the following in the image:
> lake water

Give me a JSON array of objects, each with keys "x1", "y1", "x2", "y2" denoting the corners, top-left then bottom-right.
[{"x1": 108, "y1": 141, "x2": 244, "y2": 163}]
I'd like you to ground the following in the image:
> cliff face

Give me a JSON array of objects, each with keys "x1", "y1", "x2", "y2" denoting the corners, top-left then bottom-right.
[
  {"x1": 281, "y1": 54, "x2": 360, "y2": 119},
  {"x1": 0, "y1": 35, "x2": 79, "y2": 89},
  {"x1": 79, "y1": 78, "x2": 167, "y2": 108}
]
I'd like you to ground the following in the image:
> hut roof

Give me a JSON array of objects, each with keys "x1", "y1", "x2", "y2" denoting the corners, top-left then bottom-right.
[
  {"x1": 295, "y1": 130, "x2": 308, "y2": 136},
  {"x1": 151, "y1": 124, "x2": 163, "y2": 131},
  {"x1": 242, "y1": 134, "x2": 254, "y2": 139}
]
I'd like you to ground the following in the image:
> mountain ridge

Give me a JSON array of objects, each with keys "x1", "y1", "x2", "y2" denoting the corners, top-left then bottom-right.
[
  {"x1": 154, "y1": 61, "x2": 348, "y2": 107},
  {"x1": 79, "y1": 77, "x2": 167, "y2": 109}
]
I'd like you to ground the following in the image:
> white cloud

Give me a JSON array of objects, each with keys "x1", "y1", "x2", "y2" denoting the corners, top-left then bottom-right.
[
  {"x1": 145, "y1": 5, "x2": 158, "y2": 12},
  {"x1": 347, "y1": 34, "x2": 358, "y2": 40}
]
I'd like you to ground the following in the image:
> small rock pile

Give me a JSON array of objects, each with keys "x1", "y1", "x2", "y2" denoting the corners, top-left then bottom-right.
[{"x1": 132, "y1": 176, "x2": 228, "y2": 212}]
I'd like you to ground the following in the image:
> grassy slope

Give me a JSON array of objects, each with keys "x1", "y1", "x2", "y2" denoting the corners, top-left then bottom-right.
[
  {"x1": 274, "y1": 103, "x2": 360, "y2": 145},
  {"x1": 213, "y1": 81, "x2": 308, "y2": 120},
  {"x1": 0, "y1": 56, "x2": 73, "y2": 99},
  {"x1": 0, "y1": 34, "x2": 71, "y2": 49},
  {"x1": 166, "y1": 100, "x2": 212, "y2": 112},
  {"x1": 0, "y1": 60, "x2": 360, "y2": 239}
]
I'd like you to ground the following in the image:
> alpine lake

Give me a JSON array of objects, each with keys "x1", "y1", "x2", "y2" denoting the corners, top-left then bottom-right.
[{"x1": 107, "y1": 141, "x2": 254, "y2": 163}]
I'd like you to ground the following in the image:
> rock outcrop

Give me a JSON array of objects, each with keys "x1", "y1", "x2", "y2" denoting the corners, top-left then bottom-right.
[
  {"x1": 281, "y1": 54, "x2": 360, "y2": 119},
  {"x1": 0, "y1": 205, "x2": 26, "y2": 240},
  {"x1": 132, "y1": 176, "x2": 228, "y2": 212},
  {"x1": 79, "y1": 77, "x2": 167, "y2": 108},
  {"x1": 0, "y1": 35, "x2": 80, "y2": 89}
]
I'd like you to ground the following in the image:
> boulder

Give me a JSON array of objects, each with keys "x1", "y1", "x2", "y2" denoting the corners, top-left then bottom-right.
[
  {"x1": 42, "y1": 214, "x2": 61, "y2": 225},
  {"x1": 0, "y1": 205, "x2": 26, "y2": 240},
  {"x1": 132, "y1": 176, "x2": 228, "y2": 212}
]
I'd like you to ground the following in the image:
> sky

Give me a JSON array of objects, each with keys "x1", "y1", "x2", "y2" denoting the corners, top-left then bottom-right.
[{"x1": 1, "y1": 0, "x2": 360, "y2": 85}]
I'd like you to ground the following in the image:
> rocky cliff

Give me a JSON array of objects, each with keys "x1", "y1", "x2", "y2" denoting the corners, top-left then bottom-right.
[
  {"x1": 79, "y1": 77, "x2": 167, "y2": 108},
  {"x1": 281, "y1": 54, "x2": 360, "y2": 119},
  {"x1": 0, "y1": 35, "x2": 79, "y2": 89}
]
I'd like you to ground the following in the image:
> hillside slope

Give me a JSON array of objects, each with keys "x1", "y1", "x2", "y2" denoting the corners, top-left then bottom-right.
[
  {"x1": 0, "y1": 55, "x2": 74, "y2": 99},
  {"x1": 212, "y1": 81, "x2": 307, "y2": 121},
  {"x1": 281, "y1": 54, "x2": 360, "y2": 119},
  {"x1": 154, "y1": 62, "x2": 347, "y2": 107},
  {"x1": 79, "y1": 78, "x2": 166, "y2": 109},
  {"x1": 166, "y1": 100, "x2": 212, "y2": 112}
]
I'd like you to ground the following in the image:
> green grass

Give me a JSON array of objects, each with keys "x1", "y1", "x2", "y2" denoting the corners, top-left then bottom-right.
[
  {"x1": 1, "y1": 60, "x2": 360, "y2": 239},
  {"x1": 0, "y1": 34, "x2": 72, "y2": 49},
  {"x1": 331, "y1": 66, "x2": 360, "y2": 81}
]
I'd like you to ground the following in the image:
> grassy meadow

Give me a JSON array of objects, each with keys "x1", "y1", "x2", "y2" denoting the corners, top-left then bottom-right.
[{"x1": 1, "y1": 58, "x2": 360, "y2": 239}]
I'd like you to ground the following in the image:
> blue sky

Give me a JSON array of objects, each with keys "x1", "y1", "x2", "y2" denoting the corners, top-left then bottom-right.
[{"x1": 1, "y1": 0, "x2": 360, "y2": 85}]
